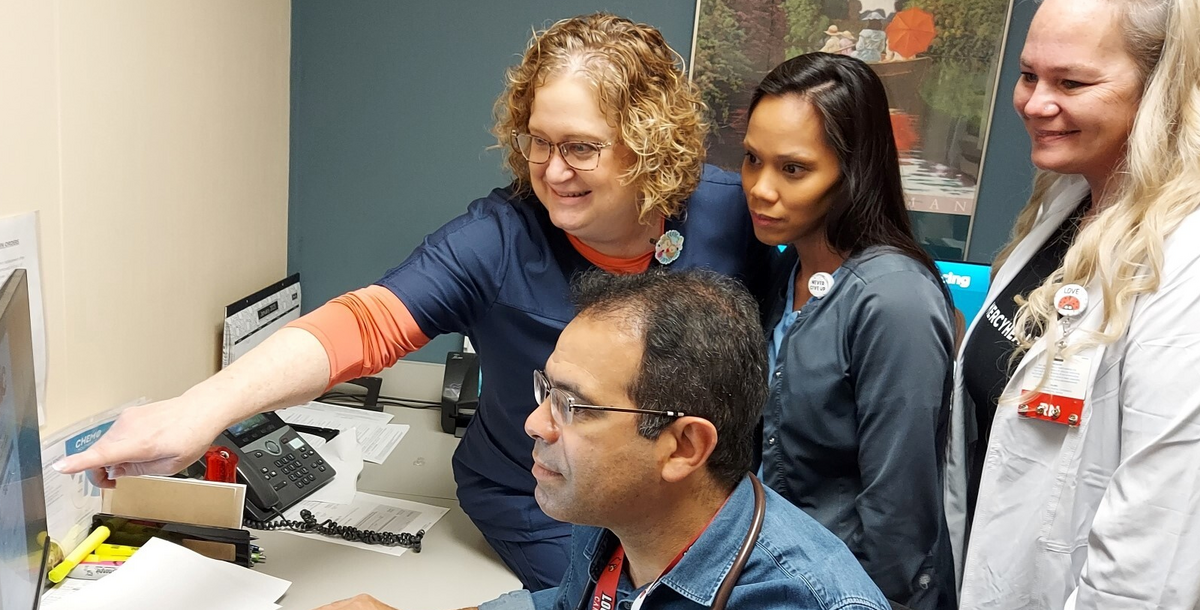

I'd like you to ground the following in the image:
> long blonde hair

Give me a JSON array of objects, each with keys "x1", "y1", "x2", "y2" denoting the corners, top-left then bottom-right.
[
  {"x1": 1004, "y1": 0, "x2": 1200, "y2": 357},
  {"x1": 492, "y1": 14, "x2": 709, "y2": 222}
]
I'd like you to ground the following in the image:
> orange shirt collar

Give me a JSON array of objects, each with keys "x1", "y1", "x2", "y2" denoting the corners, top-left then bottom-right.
[{"x1": 564, "y1": 217, "x2": 666, "y2": 275}]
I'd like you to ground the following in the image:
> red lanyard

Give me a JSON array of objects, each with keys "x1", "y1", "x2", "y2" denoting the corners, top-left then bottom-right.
[
  {"x1": 590, "y1": 504, "x2": 724, "y2": 610},
  {"x1": 591, "y1": 545, "x2": 626, "y2": 610},
  {"x1": 591, "y1": 538, "x2": 697, "y2": 610}
]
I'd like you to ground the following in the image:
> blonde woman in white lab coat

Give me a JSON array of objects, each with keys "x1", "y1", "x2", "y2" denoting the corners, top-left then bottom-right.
[{"x1": 944, "y1": 0, "x2": 1200, "y2": 607}]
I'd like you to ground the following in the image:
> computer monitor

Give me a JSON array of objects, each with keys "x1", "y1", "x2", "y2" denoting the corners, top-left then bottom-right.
[
  {"x1": 935, "y1": 260, "x2": 991, "y2": 325},
  {"x1": 0, "y1": 270, "x2": 49, "y2": 610}
]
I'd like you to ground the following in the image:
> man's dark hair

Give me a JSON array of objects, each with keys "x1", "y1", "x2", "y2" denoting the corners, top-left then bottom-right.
[{"x1": 571, "y1": 269, "x2": 767, "y2": 490}]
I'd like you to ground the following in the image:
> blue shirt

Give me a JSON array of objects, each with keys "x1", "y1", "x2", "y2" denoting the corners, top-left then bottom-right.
[
  {"x1": 375, "y1": 166, "x2": 774, "y2": 543},
  {"x1": 478, "y1": 476, "x2": 890, "y2": 610},
  {"x1": 767, "y1": 261, "x2": 800, "y2": 376},
  {"x1": 767, "y1": 263, "x2": 849, "y2": 375},
  {"x1": 760, "y1": 246, "x2": 955, "y2": 610}
]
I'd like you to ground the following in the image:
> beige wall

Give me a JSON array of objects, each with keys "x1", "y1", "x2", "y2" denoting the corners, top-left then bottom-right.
[{"x1": 0, "y1": 1, "x2": 291, "y2": 433}]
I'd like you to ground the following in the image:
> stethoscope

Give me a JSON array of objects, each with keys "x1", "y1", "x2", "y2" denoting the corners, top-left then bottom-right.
[
  {"x1": 582, "y1": 474, "x2": 766, "y2": 610},
  {"x1": 712, "y1": 474, "x2": 767, "y2": 610}
]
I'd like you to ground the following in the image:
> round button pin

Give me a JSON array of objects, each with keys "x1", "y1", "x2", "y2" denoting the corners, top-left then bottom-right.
[
  {"x1": 1054, "y1": 283, "x2": 1088, "y2": 317},
  {"x1": 808, "y1": 272, "x2": 834, "y2": 298}
]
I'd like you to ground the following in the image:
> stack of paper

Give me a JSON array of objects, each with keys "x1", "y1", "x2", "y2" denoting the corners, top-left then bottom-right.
[
  {"x1": 278, "y1": 402, "x2": 409, "y2": 464},
  {"x1": 44, "y1": 538, "x2": 290, "y2": 610}
]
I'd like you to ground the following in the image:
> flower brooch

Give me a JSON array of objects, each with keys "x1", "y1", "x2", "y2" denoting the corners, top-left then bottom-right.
[{"x1": 654, "y1": 230, "x2": 684, "y2": 265}]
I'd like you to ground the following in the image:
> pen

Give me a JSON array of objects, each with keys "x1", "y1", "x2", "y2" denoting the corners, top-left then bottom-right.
[{"x1": 47, "y1": 525, "x2": 111, "y2": 583}]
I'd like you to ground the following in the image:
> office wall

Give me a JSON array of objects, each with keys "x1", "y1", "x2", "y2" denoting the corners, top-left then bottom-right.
[
  {"x1": 0, "y1": 0, "x2": 292, "y2": 433},
  {"x1": 288, "y1": 1, "x2": 1039, "y2": 368},
  {"x1": 288, "y1": 1, "x2": 696, "y2": 363}
]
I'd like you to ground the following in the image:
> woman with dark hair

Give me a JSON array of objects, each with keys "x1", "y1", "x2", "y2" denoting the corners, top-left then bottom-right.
[{"x1": 743, "y1": 52, "x2": 955, "y2": 610}]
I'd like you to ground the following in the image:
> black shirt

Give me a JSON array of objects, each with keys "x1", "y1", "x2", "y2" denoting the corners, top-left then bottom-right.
[{"x1": 960, "y1": 196, "x2": 1089, "y2": 520}]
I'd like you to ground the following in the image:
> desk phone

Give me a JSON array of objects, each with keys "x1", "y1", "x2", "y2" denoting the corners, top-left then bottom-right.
[{"x1": 217, "y1": 411, "x2": 337, "y2": 522}]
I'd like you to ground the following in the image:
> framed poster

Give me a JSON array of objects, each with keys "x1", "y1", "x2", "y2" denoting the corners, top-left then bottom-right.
[{"x1": 690, "y1": 0, "x2": 1014, "y2": 260}]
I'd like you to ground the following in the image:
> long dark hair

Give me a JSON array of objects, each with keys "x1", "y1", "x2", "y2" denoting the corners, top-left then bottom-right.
[{"x1": 747, "y1": 52, "x2": 939, "y2": 279}]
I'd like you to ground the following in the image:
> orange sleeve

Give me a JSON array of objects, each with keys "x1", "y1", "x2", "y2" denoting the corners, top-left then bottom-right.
[{"x1": 286, "y1": 285, "x2": 431, "y2": 390}]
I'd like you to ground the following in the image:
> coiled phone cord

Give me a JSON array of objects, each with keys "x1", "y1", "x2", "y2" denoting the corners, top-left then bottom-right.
[{"x1": 244, "y1": 509, "x2": 425, "y2": 552}]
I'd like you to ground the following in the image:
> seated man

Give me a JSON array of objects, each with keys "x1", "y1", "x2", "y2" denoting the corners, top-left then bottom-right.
[{"x1": 316, "y1": 270, "x2": 888, "y2": 610}]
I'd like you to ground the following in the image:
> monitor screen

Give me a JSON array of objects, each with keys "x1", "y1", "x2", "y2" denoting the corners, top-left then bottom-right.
[
  {"x1": 0, "y1": 271, "x2": 48, "y2": 610},
  {"x1": 935, "y1": 260, "x2": 991, "y2": 324}
]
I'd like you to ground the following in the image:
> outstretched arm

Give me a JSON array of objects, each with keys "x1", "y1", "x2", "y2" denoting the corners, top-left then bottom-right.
[
  {"x1": 54, "y1": 286, "x2": 427, "y2": 483},
  {"x1": 54, "y1": 326, "x2": 329, "y2": 483}
]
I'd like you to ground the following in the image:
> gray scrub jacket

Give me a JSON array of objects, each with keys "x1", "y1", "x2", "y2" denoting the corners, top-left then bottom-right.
[{"x1": 759, "y1": 245, "x2": 956, "y2": 610}]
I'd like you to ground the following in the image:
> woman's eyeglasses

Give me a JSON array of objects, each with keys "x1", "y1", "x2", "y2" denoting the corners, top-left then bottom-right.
[{"x1": 512, "y1": 132, "x2": 613, "y2": 171}]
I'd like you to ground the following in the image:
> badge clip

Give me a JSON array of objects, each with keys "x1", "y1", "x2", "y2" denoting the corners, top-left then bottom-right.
[
  {"x1": 808, "y1": 272, "x2": 834, "y2": 299},
  {"x1": 1054, "y1": 283, "x2": 1088, "y2": 317}
]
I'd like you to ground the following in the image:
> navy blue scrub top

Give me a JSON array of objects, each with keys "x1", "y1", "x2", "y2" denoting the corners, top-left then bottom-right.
[{"x1": 377, "y1": 165, "x2": 773, "y2": 542}]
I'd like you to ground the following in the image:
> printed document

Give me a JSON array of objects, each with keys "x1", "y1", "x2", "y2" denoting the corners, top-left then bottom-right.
[
  {"x1": 279, "y1": 402, "x2": 408, "y2": 464},
  {"x1": 280, "y1": 492, "x2": 448, "y2": 558}
]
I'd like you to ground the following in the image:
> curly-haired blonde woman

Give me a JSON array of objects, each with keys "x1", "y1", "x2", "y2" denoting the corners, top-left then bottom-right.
[
  {"x1": 946, "y1": 0, "x2": 1200, "y2": 607},
  {"x1": 55, "y1": 13, "x2": 773, "y2": 590}
]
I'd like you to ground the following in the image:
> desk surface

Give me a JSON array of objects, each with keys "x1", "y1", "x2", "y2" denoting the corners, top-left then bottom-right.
[{"x1": 255, "y1": 406, "x2": 521, "y2": 610}]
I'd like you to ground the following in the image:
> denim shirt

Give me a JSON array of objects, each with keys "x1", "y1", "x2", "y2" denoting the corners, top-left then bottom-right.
[
  {"x1": 478, "y1": 476, "x2": 889, "y2": 610},
  {"x1": 760, "y1": 246, "x2": 955, "y2": 610}
]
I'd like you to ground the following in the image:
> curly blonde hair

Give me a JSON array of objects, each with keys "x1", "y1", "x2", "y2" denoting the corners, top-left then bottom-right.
[
  {"x1": 492, "y1": 13, "x2": 709, "y2": 222},
  {"x1": 1001, "y1": 0, "x2": 1200, "y2": 362}
]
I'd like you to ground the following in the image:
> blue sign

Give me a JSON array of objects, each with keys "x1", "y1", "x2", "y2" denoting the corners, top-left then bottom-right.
[{"x1": 935, "y1": 260, "x2": 991, "y2": 323}]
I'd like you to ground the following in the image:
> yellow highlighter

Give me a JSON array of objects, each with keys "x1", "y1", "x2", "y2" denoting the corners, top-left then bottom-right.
[
  {"x1": 93, "y1": 543, "x2": 138, "y2": 559},
  {"x1": 48, "y1": 526, "x2": 111, "y2": 583}
]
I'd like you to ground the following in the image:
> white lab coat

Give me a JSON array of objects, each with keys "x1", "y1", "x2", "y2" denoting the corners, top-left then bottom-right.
[{"x1": 945, "y1": 174, "x2": 1200, "y2": 609}]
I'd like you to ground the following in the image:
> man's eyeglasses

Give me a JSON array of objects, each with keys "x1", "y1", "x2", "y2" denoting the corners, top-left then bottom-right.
[
  {"x1": 533, "y1": 369, "x2": 687, "y2": 427},
  {"x1": 511, "y1": 132, "x2": 614, "y2": 171}
]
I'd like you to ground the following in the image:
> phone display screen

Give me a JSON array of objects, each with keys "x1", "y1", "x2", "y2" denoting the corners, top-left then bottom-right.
[{"x1": 226, "y1": 414, "x2": 272, "y2": 439}]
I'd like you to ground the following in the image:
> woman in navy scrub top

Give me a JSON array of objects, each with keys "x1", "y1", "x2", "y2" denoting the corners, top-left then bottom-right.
[{"x1": 57, "y1": 13, "x2": 773, "y2": 591}]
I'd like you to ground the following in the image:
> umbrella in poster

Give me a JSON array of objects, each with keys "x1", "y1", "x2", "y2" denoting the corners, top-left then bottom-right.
[{"x1": 886, "y1": 7, "x2": 937, "y2": 59}]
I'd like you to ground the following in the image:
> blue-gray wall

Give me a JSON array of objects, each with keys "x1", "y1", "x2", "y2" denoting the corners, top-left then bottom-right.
[
  {"x1": 288, "y1": 1, "x2": 696, "y2": 362},
  {"x1": 288, "y1": 1, "x2": 1037, "y2": 361}
]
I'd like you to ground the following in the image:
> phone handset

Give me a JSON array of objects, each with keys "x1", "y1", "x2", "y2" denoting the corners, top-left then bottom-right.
[{"x1": 237, "y1": 465, "x2": 280, "y2": 514}]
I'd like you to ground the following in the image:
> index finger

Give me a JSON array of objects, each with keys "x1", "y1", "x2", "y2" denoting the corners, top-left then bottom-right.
[{"x1": 52, "y1": 437, "x2": 142, "y2": 475}]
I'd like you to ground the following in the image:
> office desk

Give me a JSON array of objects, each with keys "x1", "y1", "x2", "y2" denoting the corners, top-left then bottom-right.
[{"x1": 254, "y1": 406, "x2": 521, "y2": 609}]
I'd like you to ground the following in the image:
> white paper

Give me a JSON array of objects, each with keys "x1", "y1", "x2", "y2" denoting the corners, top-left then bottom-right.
[
  {"x1": 40, "y1": 578, "x2": 93, "y2": 607},
  {"x1": 280, "y1": 401, "x2": 393, "y2": 425},
  {"x1": 0, "y1": 212, "x2": 47, "y2": 423},
  {"x1": 44, "y1": 538, "x2": 290, "y2": 610},
  {"x1": 278, "y1": 402, "x2": 408, "y2": 464},
  {"x1": 353, "y1": 423, "x2": 408, "y2": 464},
  {"x1": 280, "y1": 492, "x2": 448, "y2": 558},
  {"x1": 304, "y1": 427, "x2": 363, "y2": 504},
  {"x1": 40, "y1": 401, "x2": 144, "y2": 552}
]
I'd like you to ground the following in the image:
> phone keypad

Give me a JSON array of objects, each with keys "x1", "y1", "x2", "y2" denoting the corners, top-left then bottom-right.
[{"x1": 226, "y1": 414, "x2": 337, "y2": 523}]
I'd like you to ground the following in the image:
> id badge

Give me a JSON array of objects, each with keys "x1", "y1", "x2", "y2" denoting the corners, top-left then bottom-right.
[{"x1": 1018, "y1": 348, "x2": 1095, "y2": 427}]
